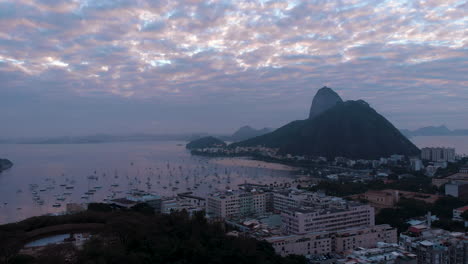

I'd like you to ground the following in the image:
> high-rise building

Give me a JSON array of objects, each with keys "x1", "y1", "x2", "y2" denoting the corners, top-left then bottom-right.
[
  {"x1": 281, "y1": 201, "x2": 375, "y2": 234},
  {"x1": 272, "y1": 190, "x2": 309, "y2": 213},
  {"x1": 267, "y1": 224, "x2": 397, "y2": 256},
  {"x1": 421, "y1": 147, "x2": 456, "y2": 162},
  {"x1": 206, "y1": 190, "x2": 267, "y2": 219}
]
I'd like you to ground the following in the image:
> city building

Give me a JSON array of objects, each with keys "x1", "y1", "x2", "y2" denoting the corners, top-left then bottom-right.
[
  {"x1": 452, "y1": 205, "x2": 468, "y2": 225},
  {"x1": 352, "y1": 190, "x2": 400, "y2": 210},
  {"x1": 410, "y1": 159, "x2": 423, "y2": 171},
  {"x1": 390, "y1": 155, "x2": 405, "y2": 162},
  {"x1": 445, "y1": 181, "x2": 468, "y2": 201},
  {"x1": 109, "y1": 198, "x2": 138, "y2": 208},
  {"x1": 271, "y1": 189, "x2": 309, "y2": 213},
  {"x1": 160, "y1": 197, "x2": 180, "y2": 214},
  {"x1": 338, "y1": 242, "x2": 417, "y2": 264},
  {"x1": 421, "y1": 147, "x2": 455, "y2": 162},
  {"x1": 351, "y1": 190, "x2": 440, "y2": 210},
  {"x1": 399, "y1": 227, "x2": 468, "y2": 264},
  {"x1": 281, "y1": 199, "x2": 375, "y2": 234},
  {"x1": 460, "y1": 166, "x2": 468, "y2": 174},
  {"x1": 432, "y1": 172, "x2": 468, "y2": 188},
  {"x1": 433, "y1": 161, "x2": 448, "y2": 169},
  {"x1": 206, "y1": 189, "x2": 267, "y2": 219},
  {"x1": 424, "y1": 165, "x2": 440, "y2": 177},
  {"x1": 211, "y1": 186, "x2": 398, "y2": 258},
  {"x1": 177, "y1": 192, "x2": 206, "y2": 208},
  {"x1": 267, "y1": 225, "x2": 397, "y2": 256}
]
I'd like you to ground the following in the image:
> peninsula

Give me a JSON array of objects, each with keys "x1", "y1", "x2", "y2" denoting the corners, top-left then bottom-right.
[{"x1": 0, "y1": 158, "x2": 13, "y2": 172}]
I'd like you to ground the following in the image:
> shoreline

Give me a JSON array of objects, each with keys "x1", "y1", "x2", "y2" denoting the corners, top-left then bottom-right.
[{"x1": 211, "y1": 157, "x2": 297, "y2": 171}]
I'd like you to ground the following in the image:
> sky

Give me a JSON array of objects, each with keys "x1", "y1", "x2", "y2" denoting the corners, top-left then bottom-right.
[{"x1": 0, "y1": 0, "x2": 467, "y2": 138}]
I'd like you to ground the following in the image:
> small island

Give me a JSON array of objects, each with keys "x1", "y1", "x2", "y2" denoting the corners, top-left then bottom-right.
[
  {"x1": 186, "y1": 136, "x2": 226, "y2": 150},
  {"x1": 0, "y1": 158, "x2": 13, "y2": 172}
]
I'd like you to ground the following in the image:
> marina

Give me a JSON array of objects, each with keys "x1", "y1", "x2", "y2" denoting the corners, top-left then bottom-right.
[
  {"x1": 0, "y1": 141, "x2": 298, "y2": 224},
  {"x1": 1, "y1": 137, "x2": 466, "y2": 224}
]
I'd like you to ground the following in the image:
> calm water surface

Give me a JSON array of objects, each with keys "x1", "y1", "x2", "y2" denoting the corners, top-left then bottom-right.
[
  {"x1": 0, "y1": 141, "x2": 296, "y2": 224},
  {"x1": 411, "y1": 136, "x2": 468, "y2": 155},
  {"x1": 1, "y1": 136, "x2": 467, "y2": 224}
]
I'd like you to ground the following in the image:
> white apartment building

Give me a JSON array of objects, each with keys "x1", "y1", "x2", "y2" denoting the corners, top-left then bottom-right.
[
  {"x1": 267, "y1": 224, "x2": 397, "y2": 256},
  {"x1": 272, "y1": 190, "x2": 309, "y2": 213},
  {"x1": 206, "y1": 190, "x2": 267, "y2": 219},
  {"x1": 421, "y1": 147, "x2": 455, "y2": 162},
  {"x1": 177, "y1": 193, "x2": 206, "y2": 208},
  {"x1": 281, "y1": 201, "x2": 375, "y2": 234}
]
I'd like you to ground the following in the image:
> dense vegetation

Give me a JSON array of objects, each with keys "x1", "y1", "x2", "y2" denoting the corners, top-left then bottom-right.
[
  {"x1": 0, "y1": 158, "x2": 13, "y2": 172},
  {"x1": 186, "y1": 136, "x2": 226, "y2": 150},
  {"x1": 1, "y1": 205, "x2": 306, "y2": 264},
  {"x1": 375, "y1": 196, "x2": 466, "y2": 233},
  {"x1": 309, "y1": 176, "x2": 438, "y2": 197},
  {"x1": 309, "y1": 175, "x2": 467, "y2": 233},
  {"x1": 434, "y1": 158, "x2": 467, "y2": 177},
  {"x1": 232, "y1": 100, "x2": 420, "y2": 159}
]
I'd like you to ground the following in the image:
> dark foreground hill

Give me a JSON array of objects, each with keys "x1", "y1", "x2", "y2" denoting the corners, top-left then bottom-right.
[
  {"x1": 233, "y1": 100, "x2": 420, "y2": 159},
  {"x1": 0, "y1": 206, "x2": 306, "y2": 264},
  {"x1": 186, "y1": 136, "x2": 227, "y2": 149}
]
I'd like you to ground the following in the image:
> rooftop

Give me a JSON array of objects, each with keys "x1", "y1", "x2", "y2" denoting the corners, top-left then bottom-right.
[{"x1": 454, "y1": 205, "x2": 468, "y2": 212}]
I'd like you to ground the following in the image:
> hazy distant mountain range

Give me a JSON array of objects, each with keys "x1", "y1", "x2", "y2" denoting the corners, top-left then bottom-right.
[
  {"x1": 0, "y1": 127, "x2": 272, "y2": 145},
  {"x1": 231, "y1": 87, "x2": 420, "y2": 159},
  {"x1": 400, "y1": 125, "x2": 468, "y2": 137},
  {"x1": 229, "y1": 126, "x2": 272, "y2": 142},
  {"x1": 0, "y1": 134, "x2": 207, "y2": 144}
]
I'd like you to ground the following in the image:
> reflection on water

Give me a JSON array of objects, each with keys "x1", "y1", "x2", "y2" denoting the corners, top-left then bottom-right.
[
  {"x1": 0, "y1": 141, "x2": 297, "y2": 224},
  {"x1": 25, "y1": 234, "x2": 70, "y2": 248}
]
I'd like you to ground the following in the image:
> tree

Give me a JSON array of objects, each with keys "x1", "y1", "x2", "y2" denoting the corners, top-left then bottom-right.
[
  {"x1": 431, "y1": 197, "x2": 465, "y2": 218},
  {"x1": 87, "y1": 202, "x2": 113, "y2": 212},
  {"x1": 462, "y1": 210, "x2": 468, "y2": 221},
  {"x1": 0, "y1": 231, "x2": 26, "y2": 264},
  {"x1": 130, "y1": 203, "x2": 155, "y2": 215}
]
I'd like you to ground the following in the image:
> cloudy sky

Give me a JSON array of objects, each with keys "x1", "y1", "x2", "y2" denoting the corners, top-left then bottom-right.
[{"x1": 1, "y1": 0, "x2": 467, "y2": 138}]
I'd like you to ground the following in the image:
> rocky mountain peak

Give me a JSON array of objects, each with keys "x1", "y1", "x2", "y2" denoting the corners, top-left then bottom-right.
[{"x1": 308, "y1": 86, "x2": 343, "y2": 119}]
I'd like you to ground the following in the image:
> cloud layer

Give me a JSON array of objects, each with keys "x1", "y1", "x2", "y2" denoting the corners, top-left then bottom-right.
[{"x1": 0, "y1": 0, "x2": 467, "y2": 136}]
